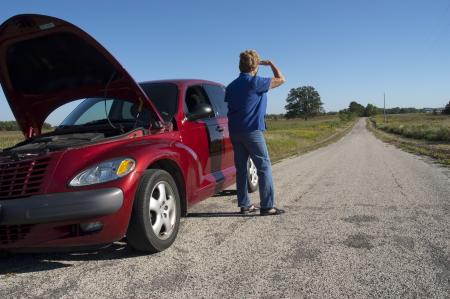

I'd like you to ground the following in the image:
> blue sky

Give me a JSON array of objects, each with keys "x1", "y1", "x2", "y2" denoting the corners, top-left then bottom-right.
[{"x1": 1, "y1": 0, "x2": 450, "y2": 125}]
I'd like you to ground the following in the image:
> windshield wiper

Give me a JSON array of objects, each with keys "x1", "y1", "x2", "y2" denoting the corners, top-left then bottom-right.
[
  {"x1": 56, "y1": 124, "x2": 79, "y2": 130},
  {"x1": 57, "y1": 119, "x2": 147, "y2": 132},
  {"x1": 81, "y1": 119, "x2": 110, "y2": 126}
]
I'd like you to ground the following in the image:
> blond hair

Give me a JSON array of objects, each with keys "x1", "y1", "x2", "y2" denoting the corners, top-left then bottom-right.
[{"x1": 239, "y1": 50, "x2": 260, "y2": 73}]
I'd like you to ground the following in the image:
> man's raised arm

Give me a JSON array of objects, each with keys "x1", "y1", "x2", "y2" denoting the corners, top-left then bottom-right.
[{"x1": 260, "y1": 60, "x2": 286, "y2": 89}]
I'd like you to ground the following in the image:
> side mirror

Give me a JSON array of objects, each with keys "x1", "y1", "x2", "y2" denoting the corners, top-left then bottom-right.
[{"x1": 187, "y1": 103, "x2": 213, "y2": 121}]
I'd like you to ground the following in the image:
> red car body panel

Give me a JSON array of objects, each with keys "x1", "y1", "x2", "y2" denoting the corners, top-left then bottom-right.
[{"x1": 0, "y1": 16, "x2": 237, "y2": 250}]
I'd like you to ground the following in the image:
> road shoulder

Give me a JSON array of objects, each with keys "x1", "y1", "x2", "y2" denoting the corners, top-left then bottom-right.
[{"x1": 366, "y1": 118, "x2": 450, "y2": 166}]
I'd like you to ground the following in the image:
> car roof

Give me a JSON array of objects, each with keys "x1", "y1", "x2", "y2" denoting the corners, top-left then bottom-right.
[{"x1": 139, "y1": 79, "x2": 225, "y2": 88}]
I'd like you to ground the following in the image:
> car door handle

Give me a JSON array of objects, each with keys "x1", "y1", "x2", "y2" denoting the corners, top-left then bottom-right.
[{"x1": 216, "y1": 126, "x2": 224, "y2": 132}]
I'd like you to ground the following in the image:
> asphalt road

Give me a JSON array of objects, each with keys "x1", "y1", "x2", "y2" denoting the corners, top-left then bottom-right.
[{"x1": 1, "y1": 118, "x2": 450, "y2": 298}]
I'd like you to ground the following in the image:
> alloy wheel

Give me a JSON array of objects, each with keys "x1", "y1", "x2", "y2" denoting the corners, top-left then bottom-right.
[{"x1": 148, "y1": 181, "x2": 177, "y2": 240}]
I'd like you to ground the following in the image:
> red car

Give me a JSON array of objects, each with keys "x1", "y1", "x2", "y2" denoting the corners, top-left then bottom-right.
[{"x1": 0, "y1": 14, "x2": 258, "y2": 253}]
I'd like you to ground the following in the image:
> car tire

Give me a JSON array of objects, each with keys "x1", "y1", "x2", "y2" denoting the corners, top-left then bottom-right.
[
  {"x1": 247, "y1": 158, "x2": 258, "y2": 193},
  {"x1": 127, "y1": 169, "x2": 181, "y2": 253}
]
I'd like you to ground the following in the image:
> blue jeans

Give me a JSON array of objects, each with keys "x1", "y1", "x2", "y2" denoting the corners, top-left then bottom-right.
[{"x1": 230, "y1": 130, "x2": 275, "y2": 210}]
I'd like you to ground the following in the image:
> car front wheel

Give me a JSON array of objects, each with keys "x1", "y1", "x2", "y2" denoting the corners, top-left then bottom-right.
[{"x1": 127, "y1": 169, "x2": 181, "y2": 253}]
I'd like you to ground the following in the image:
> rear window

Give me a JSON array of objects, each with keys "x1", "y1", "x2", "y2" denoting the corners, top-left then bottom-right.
[{"x1": 140, "y1": 82, "x2": 179, "y2": 122}]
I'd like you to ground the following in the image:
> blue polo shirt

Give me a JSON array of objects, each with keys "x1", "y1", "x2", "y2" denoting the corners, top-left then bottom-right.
[{"x1": 225, "y1": 73, "x2": 271, "y2": 134}]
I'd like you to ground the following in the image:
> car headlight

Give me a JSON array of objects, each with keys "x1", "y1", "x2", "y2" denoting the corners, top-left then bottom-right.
[{"x1": 69, "y1": 158, "x2": 136, "y2": 187}]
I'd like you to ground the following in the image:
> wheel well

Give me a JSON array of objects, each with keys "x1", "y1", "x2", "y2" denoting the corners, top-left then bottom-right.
[{"x1": 148, "y1": 159, "x2": 187, "y2": 217}]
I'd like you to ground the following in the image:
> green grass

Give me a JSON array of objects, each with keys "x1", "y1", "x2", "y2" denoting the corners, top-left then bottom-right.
[
  {"x1": 367, "y1": 116, "x2": 450, "y2": 166},
  {"x1": 371, "y1": 113, "x2": 450, "y2": 142},
  {"x1": 0, "y1": 131, "x2": 24, "y2": 149},
  {"x1": 265, "y1": 116, "x2": 356, "y2": 162}
]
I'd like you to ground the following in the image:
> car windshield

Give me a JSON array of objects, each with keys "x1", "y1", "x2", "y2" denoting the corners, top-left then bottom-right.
[
  {"x1": 59, "y1": 98, "x2": 151, "y2": 128},
  {"x1": 139, "y1": 82, "x2": 178, "y2": 122}
]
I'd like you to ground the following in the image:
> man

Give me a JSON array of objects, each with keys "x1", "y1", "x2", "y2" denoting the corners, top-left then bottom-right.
[{"x1": 225, "y1": 50, "x2": 286, "y2": 216}]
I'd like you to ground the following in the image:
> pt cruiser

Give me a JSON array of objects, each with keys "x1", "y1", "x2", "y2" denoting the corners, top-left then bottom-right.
[{"x1": 0, "y1": 14, "x2": 258, "y2": 253}]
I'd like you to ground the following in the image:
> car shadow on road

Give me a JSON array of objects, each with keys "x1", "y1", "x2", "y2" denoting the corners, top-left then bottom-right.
[
  {"x1": 213, "y1": 189, "x2": 238, "y2": 197},
  {"x1": 187, "y1": 212, "x2": 258, "y2": 218},
  {"x1": 0, "y1": 241, "x2": 148, "y2": 275}
]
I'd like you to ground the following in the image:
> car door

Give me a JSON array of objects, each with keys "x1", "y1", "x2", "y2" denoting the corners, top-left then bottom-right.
[
  {"x1": 203, "y1": 84, "x2": 235, "y2": 181},
  {"x1": 181, "y1": 85, "x2": 225, "y2": 200}
]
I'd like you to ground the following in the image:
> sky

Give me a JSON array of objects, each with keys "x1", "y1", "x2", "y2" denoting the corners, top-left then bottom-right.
[{"x1": 1, "y1": 0, "x2": 450, "y2": 125}]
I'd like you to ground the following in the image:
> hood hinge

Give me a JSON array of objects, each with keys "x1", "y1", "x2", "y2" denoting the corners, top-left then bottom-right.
[{"x1": 27, "y1": 127, "x2": 39, "y2": 138}]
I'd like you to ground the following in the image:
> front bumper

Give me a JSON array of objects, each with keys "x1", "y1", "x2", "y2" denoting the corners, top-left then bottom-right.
[{"x1": 0, "y1": 188, "x2": 123, "y2": 225}]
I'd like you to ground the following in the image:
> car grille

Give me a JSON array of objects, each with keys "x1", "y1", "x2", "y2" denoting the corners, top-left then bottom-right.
[
  {"x1": 0, "y1": 157, "x2": 50, "y2": 199},
  {"x1": 0, "y1": 225, "x2": 33, "y2": 245}
]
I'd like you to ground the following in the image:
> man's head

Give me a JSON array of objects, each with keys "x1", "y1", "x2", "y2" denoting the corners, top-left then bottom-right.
[{"x1": 239, "y1": 50, "x2": 260, "y2": 74}]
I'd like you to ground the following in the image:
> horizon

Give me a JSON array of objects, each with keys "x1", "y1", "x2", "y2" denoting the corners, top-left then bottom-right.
[{"x1": 1, "y1": 1, "x2": 449, "y2": 125}]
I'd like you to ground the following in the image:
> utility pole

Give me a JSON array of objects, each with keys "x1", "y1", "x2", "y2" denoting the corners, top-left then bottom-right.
[{"x1": 383, "y1": 92, "x2": 387, "y2": 123}]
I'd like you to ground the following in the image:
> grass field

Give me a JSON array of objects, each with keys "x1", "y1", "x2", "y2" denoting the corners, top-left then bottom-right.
[
  {"x1": 368, "y1": 114, "x2": 450, "y2": 165},
  {"x1": 265, "y1": 116, "x2": 355, "y2": 162},
  {"x1": 0, "y1": 131, "x2": 24, "y2": 149},
  {"x1": 0, "y1": 116, "x2": 356, "y2": 162},
  {"x1": 371, "y1": 113, "x2": 450, "y2": 141}
]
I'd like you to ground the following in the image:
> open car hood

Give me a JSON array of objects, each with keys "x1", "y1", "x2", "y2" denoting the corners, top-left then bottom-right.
[{"x1": 0, "y1": 14, "x2": 164, "y2": 137}]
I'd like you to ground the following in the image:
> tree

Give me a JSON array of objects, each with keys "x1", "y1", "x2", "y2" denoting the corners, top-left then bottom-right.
[
  {"x1": 443, "y1": 101, "x2": 450, "y2": 115},
  {"x1": 364, "y1": 104, "x2": 378, "y2": 117},
  {"x1": 42, "y1": 122, "x2": 53, "y2": 130},
  {"x1": 0, "y1": 121, "x2": 19, "y2": 131},
  {"x1": 348, "y1": 101, "x2": 365, "y2": 117},
  {"x1": 285, "y1": 86, "x2": 323, "y2": 119}
]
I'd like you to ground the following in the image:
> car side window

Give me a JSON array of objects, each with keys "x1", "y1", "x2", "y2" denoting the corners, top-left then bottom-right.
[
  {"x1": 185, "y1": 85, "x2": 215, "y2": 115},
  {"x1": 204, "y1": 84, "x2": 227, "y2": 117}
]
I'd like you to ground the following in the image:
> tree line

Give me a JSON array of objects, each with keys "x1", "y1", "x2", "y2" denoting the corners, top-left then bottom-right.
[
  {"x1": 339, "y1": 101, "x2": 450, "y2": 117},
  {"x1": 443, "y1": 101, "x2": 450, "y2": 115},
  {"x1": 0, "y1": 121, "x2": 52, "y2": 131},
  {"x1": 1, "y1": 89, "x2": 449, "y2": 127},
  {"x1": 283, "y1": 85, "x2": 450, "y2": 119}
]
